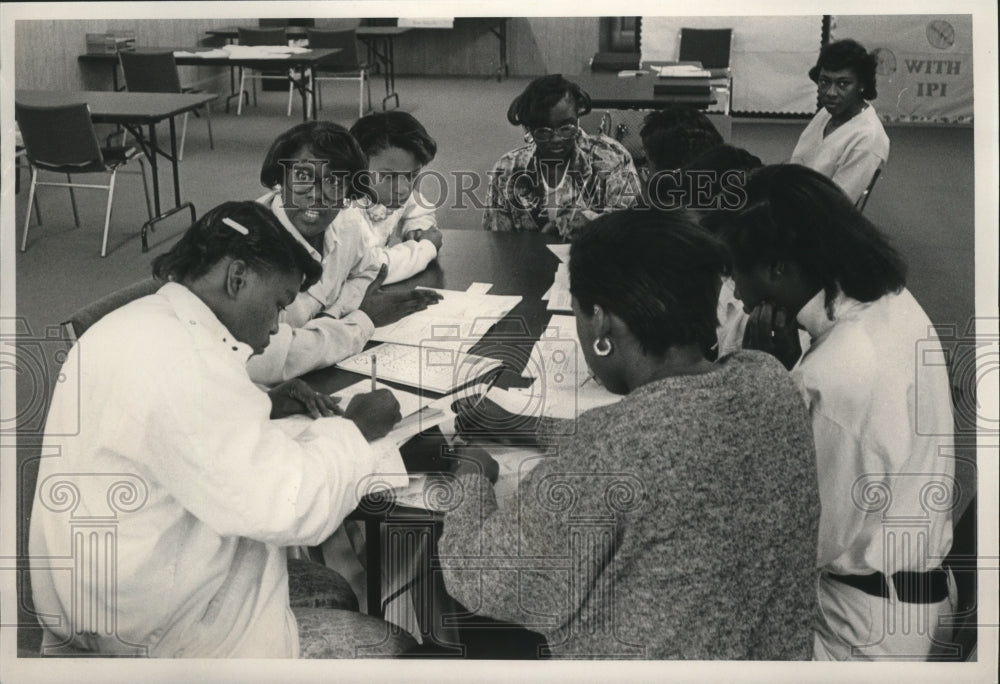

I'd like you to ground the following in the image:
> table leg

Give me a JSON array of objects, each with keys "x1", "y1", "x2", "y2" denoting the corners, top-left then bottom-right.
[
  {"x1": 147, "y1": 122, "x2": 161, "y2": 217},
  {"x1": 301, "y1": 67, "x2": 311, "y2": 122},
  {"x1": 366, "y1": 518, "x2": 382, "y2": 617},
  {"x1": 168, "y1": 117, "x2": 181, "y2": 207}
]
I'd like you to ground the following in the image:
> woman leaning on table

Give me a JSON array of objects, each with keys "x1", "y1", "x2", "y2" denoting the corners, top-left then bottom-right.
[
  {"x1": 706, "y1": 164, "x2": 957, "y2": 660},
  {"x1": 789, "y1": 39, "x2": 889, "y2": 204},
  {"x1": 483, "y1": 74, "x2": 641, "y2": 240},
  {"x1": 443, "y1": 208, "x2": 820, "y2": 659}
]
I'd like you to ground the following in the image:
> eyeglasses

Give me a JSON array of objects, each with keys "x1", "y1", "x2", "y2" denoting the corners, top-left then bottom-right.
[{"x1": 530, "y1": 123, "x2": 579, "y2": 143}]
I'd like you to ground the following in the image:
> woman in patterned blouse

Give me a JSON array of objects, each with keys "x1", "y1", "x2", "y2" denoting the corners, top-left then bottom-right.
[{"x1": 483, "y1": 74, "x2": 641, "y2": 240}]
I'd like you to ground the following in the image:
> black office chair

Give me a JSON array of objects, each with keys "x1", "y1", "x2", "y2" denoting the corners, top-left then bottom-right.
[
  {"x1": 306, "y1": 28, "x2": 372, "y2": 117},
  {"x1": 236, "y1": 26, "x2": 294, "y2": 116},
  {"x1": 855, "y1": 164, "x2": 883, "y2": 213},
  {"x1": 119, "y1": 51, "x2": 214, "y2": 161},
  {"x1": 16, "y1": 101, "x2": 152, "y2": 257},
  {"x1": 677, "y1": 28, "x2": 734, "y2": 114},
  {"x1": 62, "y1": 277, "x2": 163, "y2": 340}
]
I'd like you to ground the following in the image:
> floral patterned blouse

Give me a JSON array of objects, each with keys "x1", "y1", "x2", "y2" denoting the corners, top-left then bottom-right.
[{"x1": 482, "y1": 131, "x2": 641, "y2": 240}]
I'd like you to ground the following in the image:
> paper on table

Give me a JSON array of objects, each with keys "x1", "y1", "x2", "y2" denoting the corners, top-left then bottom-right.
[
  {"x1": 370, "y1": 288, "x2": 521, "y2": 351},
  {"x1": 545, "y1": 262, "x2": 572, "y2": 312},
  {"x1": 330, "y1": 379, "x2": 433, "y2": 418},
  {"x1": 654, "y1": 64, "x2": 711, "y2": 78},
  {"x1": 465, "y1": 282, "x2": 493, "y2": 295},
  {"x1": 336, "y1": 343, "x2": 503, "y2": 394},
  {"x1": 546, "y1": 243, "x2": 571, "y2": 263},
  {"x1": 522, "y1": 314, "x2": 581, "y2": 380},
  {"x1": 174, "y1": 49, "x2": 230, "y2": 58}
]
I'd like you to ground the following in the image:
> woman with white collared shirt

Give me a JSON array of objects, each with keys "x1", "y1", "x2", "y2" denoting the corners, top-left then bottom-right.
[
  {"x1": 713, "y1": 164, "x2": 957, "y2": 661},
  {"x1": 247, "y1": 121, "x2": 440, "y2": 385},
  {"x1": 346, "y1": 110, "x2": 443, "y2": 284},
  {"x1": 29, "y1": 202, "x2": 414, "y2": 657},
  {"x1": 790, "y1": 39, "x2": 889, "y2": 204}
]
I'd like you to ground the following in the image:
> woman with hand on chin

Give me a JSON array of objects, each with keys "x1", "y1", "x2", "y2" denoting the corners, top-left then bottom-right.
[
  {"x1": 441, "y1": 208, "x2": 819, "y2": 659},
  {"x1": 247, "y1": 121, "x2": 440, "y2": 385},
  {"x1": 711, "y1": 164, "x2": 957, "y2": 660},
  {"x1": 483, "y1": 75, "x2": 640, "y2": 240},
  {"x1": 790, "y1": 39, "x2": 889, "y2": 204}
]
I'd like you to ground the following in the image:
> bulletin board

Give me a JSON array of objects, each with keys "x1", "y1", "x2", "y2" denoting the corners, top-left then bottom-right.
[
  {"x1": 640, "y1": 16, "x2": 822, "y2": 115},
  {"x1": 831, "y1": 15, "x2": 973, "y2": 124}
]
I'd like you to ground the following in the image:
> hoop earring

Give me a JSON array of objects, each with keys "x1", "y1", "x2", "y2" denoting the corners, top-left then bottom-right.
[
  {"x1": 523, "y1": 131, "x2": 533, "y2": 144},
  {"x1": 593, "y1": 337, "x2": 612, "y2": 357}
]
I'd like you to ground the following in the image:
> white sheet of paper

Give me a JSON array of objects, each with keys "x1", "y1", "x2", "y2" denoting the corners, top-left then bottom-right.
[
  {"x1": 465, "y1": 282, "x2": 494, "y2": 295},
  {"x1": 546, "y1": 243, "x2": 572, "y2": 263},
  {"x1": 370, "y1": 288, "x2": 521, "y2": 350},
  {"x1": 336, "y1": 343, "x2": 502, "y2": 394}
]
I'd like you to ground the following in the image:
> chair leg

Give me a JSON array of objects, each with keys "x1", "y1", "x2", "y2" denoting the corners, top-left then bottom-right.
[
  {"x1": 204, "y1": 102, "x2": 214, "y2": 150},
  {"x1": 21, "y1": 168, "x2": 38, "y2": 252},
  {"x1": 179, "y1": 112, "x2": 189, "y2": 162},
  {"x1": 67, "y1": 173, "x2": 80, "y2": 228},
  {"x1": 101, "y1": 170, "x2": 117, "y2": 258},
  {"x1": 287, "y1": 78, "x2": 294, "y2": 117},
  {"x1": 358, "y1": 76, "x2": 364, "y2": 118},
  {"x1": 237, "y1": 68, "x2": 246, "y2": 116},
  {"x1": 32, "y1": 192, "x2": 43, "y2": 226},
  {"x1": 365, "y1": 70, "x2": 373, "y2": 114}
]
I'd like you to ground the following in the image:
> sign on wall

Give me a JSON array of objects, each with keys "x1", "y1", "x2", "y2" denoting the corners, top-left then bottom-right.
[{"x1": 830, "y1": 15, "x2": 973, "y2": 123}]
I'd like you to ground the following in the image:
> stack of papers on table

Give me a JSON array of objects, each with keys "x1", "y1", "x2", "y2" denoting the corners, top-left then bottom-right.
[
  {"x1": 371, "y1": 287, "x2": 521, "y2": 351},
  {"x1": 654, "y1": 64, "x2": 711, "y2": 78},
  {"x1": 222, "y1": 44, "x2": 309, "y2": 59}
]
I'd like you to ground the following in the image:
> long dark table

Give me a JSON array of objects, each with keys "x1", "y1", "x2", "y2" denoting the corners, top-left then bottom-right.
[
  {"x1": 303, "y1": 229, "x2": 560, "y2": 644},
  {"x1": 78, "y1": 47, "x2": 343, "y2": 120},
  {"x1": 15, "y1": 89, "x2": 218, "y2": 251},
  {"x1": 572, "y1": 72, "x2": 717, "y2": 109}
]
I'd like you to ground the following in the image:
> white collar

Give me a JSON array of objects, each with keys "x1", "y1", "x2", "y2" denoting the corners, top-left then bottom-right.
[
  {"x1": 158, "y1": 281, "x2": 254, "y2": 363},
  {"x1": 796, "y1": 287, "x2": 867, "y2": 342}
]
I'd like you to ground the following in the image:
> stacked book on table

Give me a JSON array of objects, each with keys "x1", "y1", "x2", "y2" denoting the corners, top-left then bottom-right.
[
  {"x1": 652, "y1": 64, "x2": 712, "y2": 96},
  {"x1": 85, "y1": 32, "x2": 135, "y2": 55}
]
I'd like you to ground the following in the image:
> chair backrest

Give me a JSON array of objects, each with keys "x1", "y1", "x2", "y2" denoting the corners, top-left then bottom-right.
[
  {"x1": 259, "y1": 18, "x2": 315, "y2": 27},
  {"x1": 678, "y1": 28, "x2": 733, "y2": 69},
  {"x1": 238, "y1": 26, "x2": 288, "y2": 46},
  {"x1": 14, "y1": 101, "x2": 106, "y2": 172},
  {"x1": 119, "y1": 51, "x2": 183, "y2": 94},
  {"x1": 62, "y1": 277, "x2": 164, "y2": 341},
  {"x1": 855, "y1": 164, "x2": 883, "y2": 213},
  {"x1": 306, "y1": 28, "x2": 362, "y2": 68}
]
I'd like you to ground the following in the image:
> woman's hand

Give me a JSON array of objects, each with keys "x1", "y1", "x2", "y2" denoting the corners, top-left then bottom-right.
[
  {"x1": 268, "y1": 379, "x2": 344, "y2": 419},
  {"x1": 359, "y1": 264, "x2": 443, "y2": 327},
  {"x1": 451, "y1": 397, "x2": 540, "y2": 446},
  {"x1": 402, "y1": 226, "x2": 443, "y2": 252},
  {"x1": 742, "y1": 302, "x2": 803, "y2": 370},
  {"x1": 343, "y1": 389, "x2": 402, "y2": 441}
]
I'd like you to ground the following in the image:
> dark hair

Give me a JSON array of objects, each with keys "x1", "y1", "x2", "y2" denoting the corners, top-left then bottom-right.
[
  {"x1": 259, "y1": 121, "x2": 369, "y2": 198},
  {"x1": 711, "y1": 164, "x2": 906, "y2": 315},
  {"x1": 349, "y1": 111, "x2": 437, "y2": 166},
  {"x1": 640, "y1": 106, "x2": 724, "y2": 171},
  {"x1": 808, "y1": 39, "x2": 878, "y2": 100},
  {"x1": 152, "y1": 201, "x2": 322, "y2": 289},
  {"x1": 507, "y1": 74, "x2": 592, "y2": 129},
  {"x1": 569, "y1": 209, "x2": 728, "y2": 357}
]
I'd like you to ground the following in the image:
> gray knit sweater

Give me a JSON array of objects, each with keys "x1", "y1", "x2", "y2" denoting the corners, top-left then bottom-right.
[{"x1": 438, "y1": 350, "x2": 820, "y2": 659}]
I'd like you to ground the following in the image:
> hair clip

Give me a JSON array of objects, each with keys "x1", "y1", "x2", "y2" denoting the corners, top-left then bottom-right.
[{"x1": 222, "y1": 217, "x2": 249, "y2": 236}]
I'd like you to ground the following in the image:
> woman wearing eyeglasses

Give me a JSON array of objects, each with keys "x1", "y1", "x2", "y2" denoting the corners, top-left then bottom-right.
[
  {"x1": 789, "y1": 39, "x2": 889, "y2": 204},
  {"x1": 247, "y1": 121, "x2": 440, "y2": 385},
  {"x1": 483, "y1": 75, "x2": 641, "y2": 240},
  {"x1": 347, "y1": 111, "x2": 443, "y2": 285}
]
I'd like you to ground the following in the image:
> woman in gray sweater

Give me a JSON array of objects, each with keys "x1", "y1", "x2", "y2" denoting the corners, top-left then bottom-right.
[{"x1": 441, "y1": 208, "x2": 820, "y2": 659}]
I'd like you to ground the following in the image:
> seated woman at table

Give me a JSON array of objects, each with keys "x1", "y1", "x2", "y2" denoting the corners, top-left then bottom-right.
[
  {"x1": 442, "y1": 208, "x2": 820, "y2": 659},
  {"x1": 640, "y1": 105, "x2": 724, "y2": 175},
  {"x1": 483, "y1": 74, "x2": 640, "y2": 240},
  {"x1": 708, "y1": 164, "x2": 956, "y2": 660},
  {"x1": 789, "y1": 39, "x2": 889, "y2": 203},
  {"x1": 29, "y1": 201, "x2": 415, "y2": 658},
  {"x1": 347, "y1": 110, "x2": 443, "y2": 284},
  {"x1": 247, "y1": 121, "x2": 440, "y2": 384}
]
